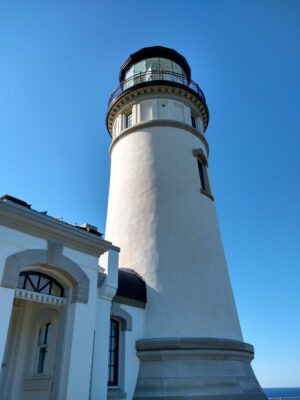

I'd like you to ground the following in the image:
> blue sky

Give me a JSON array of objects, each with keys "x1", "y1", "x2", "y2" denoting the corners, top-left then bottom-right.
[{"x1": 1, "y1": 0, "x2": 299, "y2": 387}]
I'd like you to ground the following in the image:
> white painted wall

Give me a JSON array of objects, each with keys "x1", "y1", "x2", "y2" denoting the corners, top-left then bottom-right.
[
  {"x1": 0, "y1": 226, "x2": 47, "y2": 283},
  {"x1": 0, "y1": 287, "x2": 15, "y2": 375},
  {"x1": 120, "y1": 304, "x2": 145, "y2": 400},
  {"x1": 0, "y1": 223, "x2": 117, "y2": 400},
  {"x1": 91, "y1": 249, "x2": 119, "y2": 400},
  {"x1": 105, "y1": 123, "x2": 243, "y2": 341},
  {"x1": 112, "y1": 98, "x2": 204, "y2": 138}
]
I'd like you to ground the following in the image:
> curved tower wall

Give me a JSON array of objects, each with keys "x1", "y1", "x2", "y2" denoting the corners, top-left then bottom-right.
[
  {"x1": 105, "y1": 96, "x2": 242, "y2": 340},
  {"x1": 105, "y1": 46, "x2": 267, "y2": 400}
]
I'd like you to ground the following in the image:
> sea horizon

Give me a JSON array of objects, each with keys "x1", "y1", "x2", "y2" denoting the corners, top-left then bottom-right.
[{"x1": 263, "y1": 387, "x2": 300, "y2": 398}]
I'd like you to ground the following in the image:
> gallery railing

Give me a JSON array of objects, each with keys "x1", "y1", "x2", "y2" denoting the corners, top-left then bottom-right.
[{"x1": 108, "y1": 70, "x2": 206, "y2": 107}]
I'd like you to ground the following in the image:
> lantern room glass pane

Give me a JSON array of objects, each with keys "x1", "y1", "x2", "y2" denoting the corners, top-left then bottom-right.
[
  {"x1": 172, "y1": 61, "x2": 185, "y2": 84},
  {"x1": 159, "y1": 58, "x2": 172, "y2": 72},
  {"x1": 123, "y1": 58, "x2": 187, "y2": 88},
  {"x1": 133, "y1": 60, "x2": 145, "y2": 84},
  {"x1": 124, "y1": 66, "x2": 134, "y2": 89}
]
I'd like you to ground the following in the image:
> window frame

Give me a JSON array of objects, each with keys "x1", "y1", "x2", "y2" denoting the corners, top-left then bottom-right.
[
  {"x1": 125, "y1": 110, "x2": 133, "y2": 129},
  {"x1": 29, "y1": 308, "x2": 59, "y2": 378},
  {"x1": 193, "y1": 149, "x2": 214, "y2": 200},
  {"x1": 36, "y1": 320, "x2": 52, "y2": 374},
  {"x1": 17, "y1": 271, "x2": 64, "y2": 298},
  {"x1": 108, "y1": 318, "x2": 120, "y2": 387},
  {"x1": 191, "y1": 113, "x2": 197, "y2": 129}
]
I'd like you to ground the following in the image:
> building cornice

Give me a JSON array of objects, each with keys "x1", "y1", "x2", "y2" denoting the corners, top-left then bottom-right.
[
  {"x1": 0, "y1": 201, "x2": 119, "y2": 257},
  {"x1": 110, "y1": 119, "x2": 209, "y2": 157},
  {"x1": 107, "y1": 83, "x2": 209, "y2": 133}
]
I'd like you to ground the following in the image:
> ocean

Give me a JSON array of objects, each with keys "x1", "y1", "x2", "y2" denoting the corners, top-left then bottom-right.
[{"x1": 264, "y1": 388, "x2": 300, "y2": 399}]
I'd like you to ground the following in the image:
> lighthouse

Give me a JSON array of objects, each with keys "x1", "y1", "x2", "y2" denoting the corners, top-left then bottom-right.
[{"x1": 105, "y1": 46, "x2": 266, "y2": 399}]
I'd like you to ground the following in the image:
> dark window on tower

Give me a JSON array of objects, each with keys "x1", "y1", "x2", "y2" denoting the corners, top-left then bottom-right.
[
  {"x1": 108, "y1": 318, "x2": 119, "y2": 386},
  {"x1": 191, "y1": 113, "x2": 196, "y2": 129},
  {"x1": 193, "y1": 149, "x2": 214, "y2": 201},
  {"x1": 197, "y1": 160, "x2": 206, "y2": 191},
  {"x1": 125, "y1": 111, "x2": 133, "y2": 128}
]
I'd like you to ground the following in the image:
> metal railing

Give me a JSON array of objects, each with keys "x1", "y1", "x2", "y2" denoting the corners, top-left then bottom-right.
[{"x1": 108, "y1": 70, "x2": 206, "y2": 107}]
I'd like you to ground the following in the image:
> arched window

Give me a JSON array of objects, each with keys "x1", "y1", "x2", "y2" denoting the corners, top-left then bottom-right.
[
  {"x1": 17, "y1": 271, "x2": 64, "y2": 297},
  {"x1": 108, "y1": 318, "x2": 119, "y2": 386}
]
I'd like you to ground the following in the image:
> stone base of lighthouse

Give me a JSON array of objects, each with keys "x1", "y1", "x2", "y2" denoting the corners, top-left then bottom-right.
[{"x1": 133, "y1": 338, "x2": 267, "y2": 400}]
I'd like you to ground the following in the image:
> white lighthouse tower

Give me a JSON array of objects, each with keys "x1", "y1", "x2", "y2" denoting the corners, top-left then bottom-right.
[{"x1": 105, "y1": 46, "x2": 266, "y2": 399}]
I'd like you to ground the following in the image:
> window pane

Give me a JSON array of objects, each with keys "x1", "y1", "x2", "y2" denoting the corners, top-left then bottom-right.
[
  {"x1": 37, "y1": 347, "x2": 47, "y2": 373},
  {"x1": 25, "y1": 277, "x2": 35, "y2": 292},
  {"x1": 134, "y1": 60, "x2": 146, "y2": 74},
  {"x1": 145, "y1": 58, "x2": 159, "y2": 71},
  {"x1": 44, "y1": 322, "x2": 51, "y2": 345},
  {"x1": 125, "y1": 112, "x2": 133, "y2": 128},
  {"x1": 159, "y1": 58, "x2": 172, "y2": 72},
  {"x1": 29, "y1": 274, "x2": 39, "y2": 289},
  {"x1": 108, "y1": 319, "x2": 119, "y2": 386},
  {"x1": 124, "y1": 66, "x2": 134, "y2": 81},
  {"x1": 191, "y1": 114, "x2": 196, "y2": 128},
  {"x1": 124, "y1": 66, "x2": 134, "y2": 89},
  {"x1": 17, "y1": 272, "x2": 64, "y2": 297},
  {"x1": 197, "y1": 160, "x2": 206, "y2": 190},
  {"x1": 172, "y1": 62, "x2": 185, "y2": 84},
  {"x1": 51, "y1": 283, "x2": 63, "y2": 297},
  {"x1": 39, "y1": 281, "x2": 51, "y2": 295},
  {"x1": 38, "y1": 276, "x2": 49, "y2": 290}
]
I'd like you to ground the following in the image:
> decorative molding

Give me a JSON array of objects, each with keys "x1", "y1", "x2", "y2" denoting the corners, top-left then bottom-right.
[
  {"x1": 136, "y1": 337, "x2": 254, "y2": 355},
  {"x1": 110, "y1": 119, "x2": 209, "y2": 157},
  {"x1": 133, "y1": 338, "x2": 267, "y2": 400},
  {"x1": 23, "y1": 376, "x2": 52, "y2": 391},
  {"x1": 136, "y1": 337, "x2": 255, "y2": 362},
  {"x1": 15, "y1": 289, "x2": 66, "y2": 305},
  {"x1": 111, "y1": 303, "x2": 132, "y2": 331},
  {"x1": 1, "y1": 246, "x2": 90, "y2": 304},
  {"x1": 113, "y1": 295, "x2": 146, "y2": 309},
  {"x1": 107, "y1": 83, "x2": 209, "y2": 133},
  {"x1": 97, "y1": 271, "x2": 106, "y2": 287},
  {"x1": 193, "y1": 148, "x2": 208, "y2": 166},
  {"x1": 0, "y1": 200, "x2": 119, "y2": 257},
  {"x1": 107, "y1": 388, "x2": 127, "y2": 399}
]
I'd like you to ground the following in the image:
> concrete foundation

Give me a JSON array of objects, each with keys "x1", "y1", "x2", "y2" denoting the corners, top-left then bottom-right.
[{"x1": 133, "y1": 338, "x2": 267, "y2": 400}]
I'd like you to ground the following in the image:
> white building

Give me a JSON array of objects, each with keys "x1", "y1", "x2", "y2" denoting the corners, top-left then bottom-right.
[{"x1": 0, "y1": 46, "x2": 267, "y2": 400}]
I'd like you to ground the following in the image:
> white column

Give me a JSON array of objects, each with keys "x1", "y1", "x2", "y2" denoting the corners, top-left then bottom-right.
[
  {"x1": 151, "y1": 100, "x2": 158, "y2": 120},
  {"x1": 184, "y1": 105, "x2": 191, "y2": 124},
  {"x1": 136, "y1": 103, "x2": 141, "y2": 123},
  {"x1": 0, "y1": 287, "x2": 15, "y2": 366},
  {"x1": 90, "y1": 298, "x2": 111, "y2": 400},
  {"x1": 91, "y1": 249, "x2": 119, "y2": 400},
  {"x1": 64, "y1": 301, "x2": 96, "y2": 400}
]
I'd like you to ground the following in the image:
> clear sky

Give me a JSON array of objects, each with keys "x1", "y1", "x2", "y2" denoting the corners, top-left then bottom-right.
[{"x1": 1, "y1": 0, "x2": 299, "y2": 388}]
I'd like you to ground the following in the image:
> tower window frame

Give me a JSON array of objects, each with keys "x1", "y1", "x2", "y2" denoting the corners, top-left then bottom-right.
[
  {"x1": 193, "y1": 149, "x2": 214, "y2": 201},
  {"x1": 191, "y1": 113, "x2": 197, "y2": 129},
  {"x1": 125, "y1": 110, "x2": 133, "y2": 128}
]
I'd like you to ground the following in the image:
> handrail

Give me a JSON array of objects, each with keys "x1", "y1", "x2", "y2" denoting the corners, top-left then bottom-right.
[{"x1": 108, "y1": 70, "x2": 206, "y2": 107}]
